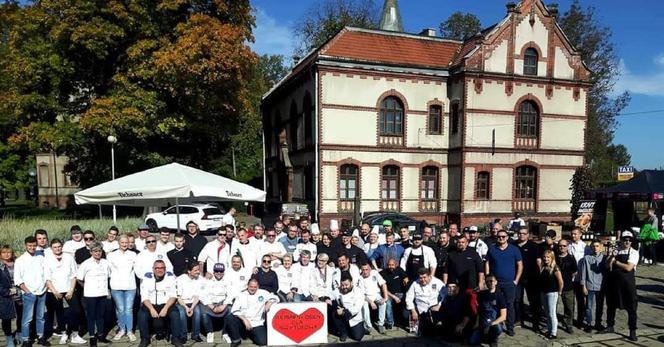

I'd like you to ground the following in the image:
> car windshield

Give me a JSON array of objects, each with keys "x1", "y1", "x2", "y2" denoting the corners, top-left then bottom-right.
[{"x1": 203, "y1": 207, "x2": 223, "y2": 215}]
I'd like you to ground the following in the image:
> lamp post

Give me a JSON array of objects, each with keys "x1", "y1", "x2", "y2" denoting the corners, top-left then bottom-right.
[
  {"x1": 28, "y1": 168, "x2": 37, "y2": 204},
  {"x1": 107, "y1": 135, "x2": 117, "y2": 224}
]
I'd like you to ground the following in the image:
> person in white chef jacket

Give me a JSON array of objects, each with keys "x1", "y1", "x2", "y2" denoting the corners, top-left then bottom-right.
[
  {"x1": 329, "y1": 274, "x2": 366, "y2": 342},
  {"x1": 405, "y1": 267, "x2": 447, "y2": 336},
  {"x1": 229, "y1": 229, "x2": 259, "y2": 270},
  {"x1": 291, "y1": 250, "x2": 315, "y2": 302},
  {"x1": 358, "y1": 263, "x2": 388, "y2": 334},
  {"x1": 175, "y1": 262, "x2": 205, "y2": 343},
  {"x1": 273, "y1": 254, "x2": 296, "y2": 302},
  {"x1": 200, "y1": 263, "x2": 231, "y2": 343},
  {"x1": 293, "y1": 229, "x2": 317, "y2": 262},
  {"x1": 134, "y1": 235, "x2": 173, "y2": 280},
  {"x1": 258, "y1": 228, "x2": 287, "y2": 266},
  {"x1": 225, "y1": 255, "x2": 252, "y2": 302},
  {"x1": 76, "y1": 242, "x2": 112, "y2": 345},
  {"x1": 310, "y1": 253, "x2": 335, "y2": 302},
  {"x1": 224, "y1": 279, "x2": 278, "y2": 347},
  {"x1": 198, "y1": 229, "x2": 231, "y2": 277},
  {"x1": 107, "y1": 235, "x2": 138, "y2": 342}
]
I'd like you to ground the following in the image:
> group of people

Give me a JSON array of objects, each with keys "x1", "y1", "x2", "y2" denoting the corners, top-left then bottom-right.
[{"x1": 0, "y1": 213, "x2": 644, "y2": 347}]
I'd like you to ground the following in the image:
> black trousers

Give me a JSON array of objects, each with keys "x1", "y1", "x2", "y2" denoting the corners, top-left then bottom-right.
[
  {"x1": 607, "y1": 302, "x2": 638, "y2": 330},
  {"x1": 574, "y1": 282, "x2": 586, "y2": 326},
  {"x1": 515, "y1": 281, "x2": 541, "y2": 327},
  {"x1": 560, "y1": 290, "x2": 574, "y2": 327},
  {"x1": 224, "y1": 314, "x2": 267, "y2": 345},
  {"x1": 331, "y1": 315, "x2": 364, "y2": 341},
  {"x1": 82, "y1": 296, "x2": 106, "y2": 337}
]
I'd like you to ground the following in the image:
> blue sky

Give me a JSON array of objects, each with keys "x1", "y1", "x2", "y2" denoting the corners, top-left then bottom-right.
[{"x1": 251, "y1": 0, "x2": 664, "y2": 170}]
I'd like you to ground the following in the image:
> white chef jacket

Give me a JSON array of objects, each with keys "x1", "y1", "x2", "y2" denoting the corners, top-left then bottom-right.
[
  {"x1": 198, "y1": 239, "x2": 231, "y2": 274},
  {"x1": 62, "y1": 240, "x2": 85, "y2": 256},
  {"x1": 258, "y1": 241, "x2": 286, "y2": 265},
  {"x1": 221, "y1": 213, "x2": 236, "y2": 231},
  {"x1": 135, "y1": 250, "x2": 173, "y2": 280},
  {"x1": 333, "y1": 287, "x2": 365, "y2": 327},
  {"x1": 569, "y1": 239, "x2": 589, "y2": 282},
  {"x1": 332, "y1": 264, "x2": 361, "y2": 291},
  {"x1": 400, "y1": 245, "x2": 437, "y2": 272},
  {"x1": 273, "y1": 265, "x2": 296, "y2": 294},
  {"x1": 230, "y1": 240, "x2": 259, "y2": 268},
  {"x1": 292, "y1": 262, "x2": 315, "y2": 296},
  {"x1": 14, "y1": 252, "x2": 47, "y2": 295},
  {"x1": 310, "y1": 265, "x2": 335, "y2": 298},
  {"x1": 293, "y1": 242, "x2": 317, "y2": 262},
  {"x1": 134, "y1": 238, "x2": 147, "y2": 252},
  {"x1": 140, "y1": 272, "x2": 177, "y2": 306},
  {"x1": 76, "y1": 258, "x2": 111, "y2": 297},
  {"x1": 225, "y1": 267, "x2": 252, "y2": 301},
  {"x1": 102, "y1": 240, "x2": 119, "y2": 254},
  {"x1": 107, "y1": 249, "x2": 137, "y2": 290},
  {"x1": 176, "y1": 274, "x2": 205, "y2": 304},
  {"x1": 156, "y1": 241, "x2": 175, "y2": 255},
  {"x1": 468, "y1": 238, "x2": 489, "y2": 261},
  {"x1": 405, "y1": 276, "x2": 445, "y2": 314},
  {"x1": 230, "y1": 289, "x2": 277, "y2": 328},
  {"x1": 359, "y1": 269, "x2": 386, "y2": 301},
  {"x1": 43, "y1": 252, "x2": 77, "y2": 293},
  {"x1": 201, "y1": 277, "x2": 229, "y2": 305}
]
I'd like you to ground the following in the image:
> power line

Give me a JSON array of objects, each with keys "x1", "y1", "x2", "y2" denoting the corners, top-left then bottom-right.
[{"x1": 617, "y1": 109, "x2": 664, "y2": 117}]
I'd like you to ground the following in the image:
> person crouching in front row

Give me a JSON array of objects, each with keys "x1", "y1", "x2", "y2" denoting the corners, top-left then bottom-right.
[
  {"x1": 224, "y1": 279, "x2": 278, "y2": 347},
  {"x1": 405, "y1": 267, "x2": 446, "y2": 336},
  {"x1": 329, "y1": 274, "x2": 366, "y2": 342},
  {"x1": 470, "y1": 274, "x2": 507, "y2": 347}
]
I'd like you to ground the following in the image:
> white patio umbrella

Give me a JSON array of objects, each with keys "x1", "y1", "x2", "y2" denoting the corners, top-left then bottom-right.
[{"x1": 75, "y1": 162, "x2": 266, "y2": 229}]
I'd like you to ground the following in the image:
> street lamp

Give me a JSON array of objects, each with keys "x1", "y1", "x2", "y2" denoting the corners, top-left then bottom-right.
[
  {"x1": 28, "y1": 168, "x2": 37, "y2": 203},
  {"x1": 107, "y1": 135, "x2": 117, "y2": 224}
]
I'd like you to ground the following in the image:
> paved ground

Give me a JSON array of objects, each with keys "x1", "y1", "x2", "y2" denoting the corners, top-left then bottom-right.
[{"x1": 2, "y1": 265, "x2": 663, "y2": 346}]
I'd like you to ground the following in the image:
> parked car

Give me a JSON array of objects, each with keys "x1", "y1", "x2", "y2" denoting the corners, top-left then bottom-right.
[
  {"x1": 145, "y1": 204, "x2": 224, "y2": 234},
  {"x1": 361, "y1": 211, "x2": 427, "y2": 234}
]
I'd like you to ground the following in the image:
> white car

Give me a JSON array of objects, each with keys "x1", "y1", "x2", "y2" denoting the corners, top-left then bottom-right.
[{"x1": 145, "y1": 204, "x2": 225, "y2": 233}]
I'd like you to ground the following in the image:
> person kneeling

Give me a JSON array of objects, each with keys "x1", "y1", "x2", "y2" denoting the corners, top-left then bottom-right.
[
  {"x1": 224, "y1": 279, "x2": 278, "y2": 347},
  {"x1": 138, "y1": 260, "x2": 184, "y2": 347},
  {"x1": 405, "y1": 268, "x2": 446, "y2": 336},
  {"x1": 470, "y1": 275, "x2": 507, "y2": 347},
  {"x1": 440, "y1": 280, "x2": 473, "y2": 342},
  {"x1": 330, "y1": 275, "x2": 366, "y2": 342}
]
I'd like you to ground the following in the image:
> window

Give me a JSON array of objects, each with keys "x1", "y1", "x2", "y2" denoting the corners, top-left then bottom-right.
[
  {"x1": 289, "y1": 101, "x2": 298, "y2": 150},
  {"x1": 451, "y1": 103, "x2": 460, "y2": 134},
  {"x1": 524, "y1": 48, "x2": 538, "y2": 76},
  {"x1": 428, "y1": 105, "x2": 442, "y2": 134},
  {"x1": 379, "y1": 97, "x2": 404, "y2": 136},
  {"x1": 515, "y1": 166, "x2": 537, "y2": 199},
  {"x1": 38, "y1": 165, "x2": 49, "y2": 187},
  {"x1": 339, "y1": 165, "x2": 358, "y2": 200},
  {"x1": 476, "y1": 171, "x2": 490, "y2": 199},
  {"x1": 421, "y1": 167, "x2": 438, "y2": 200},
  {"x1": 517, "y1": 101, "x2": 539, "y2": 138},
  {"x1": 381, "y1": 166, "x2": 400, "y2": 200},
  {"x1": 303, "y1": 93, "x2": 313, "y2": 147}
]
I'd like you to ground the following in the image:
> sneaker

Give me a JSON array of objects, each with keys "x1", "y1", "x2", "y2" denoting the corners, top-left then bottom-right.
[
  {"x1": 37, "y1": 337, "x2": 51, "y2": 346},
  {"x1": 600, "y1": 326, "x2": 615, "y2": 334},
  {"x1": 222, "y1": 334, "x2": 232, "y2": 343},
  {"x1": 594, "y1": 324, "x2": 606, "y2": 332},
  {"x1": 191, "y1": 335, "x2": 203, "y2": 342},
  {"x1": 377, "y1": 325, "x2": 386, "y2": 334},
  {"x1": 113, "y1": 330, "x2": 125, "y2": 341},
  {"x1": 206, "y1": 333, "x2": 214, "y2": 343},
  {"x1": 70, "y1": 333, "x2": 87, "y2": 345},
  {"x1": 58, "y1": 335, "x2": 68, "y2": 345},
  {"x1": 629, "y1": 330, "x2": 638, "y2": 341},
  {"x1": 339, "y1": 335, "x2": 348, "y2": 342},
  {"x1": 95, "y1": 335, "x2": 111, "y2": 344},
  {"x1": 505, "y1": 329, "x2": 515, "y2": 337},
  {"x1": 127, "y1": 332, "x2": 137, "y2": 342}
]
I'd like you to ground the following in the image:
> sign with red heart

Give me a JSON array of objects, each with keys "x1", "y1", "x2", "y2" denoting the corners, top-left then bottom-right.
[{"x1": 267, "y1": 303, "x2": 328, "y2": 345}]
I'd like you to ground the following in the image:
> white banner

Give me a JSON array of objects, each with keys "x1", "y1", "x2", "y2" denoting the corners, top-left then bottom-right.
[{"x1": 267, "y1": 302, "x2": 328, "y2": 346}]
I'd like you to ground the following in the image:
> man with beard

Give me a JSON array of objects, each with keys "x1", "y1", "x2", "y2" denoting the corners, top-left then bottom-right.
[
  {"x1": 467, "y1": 226, "x2": 488, "y2": 261},
  {"x1": 224, "y1": 279, "x2": 278, "y2": 347},
  {"x1": 433, "y1": 232, "x2": 451, "y2": 279},
  {"x1": 183, "y1": 221, "x2": 207, "y2": 263},
  {"x1": 330, "y1": 275, "x2": 366, "y2": 342},
  {"x1": 279, "y1": 225, "x2": 300, "y2": 257},
  {"x1": 370, "y1": 232, "x2": 404, "y2": 271},
  {"x1": 422, "y1": 226, "x2": 436, "y2": 248},
  {"x1": 556, "y1": 239, "x2": 578, "y2": 334},
  {"x1": 440, "y1": 280, "x2": 473, "y2": 342},
  {"x1": 444, "y1": 235, "x2": 484, "y2": 296},
  {"x1": 137, "y1": 260, "x2": 182, "y2": 347},
  {"x1": 379, "y1": 258, "x2": 408, "y2": 329},
  {"x1": 335, "y1": 230, "x2": 368, "y2": 267},
  {"x1": 400, "y1": 234, "x2": 437, "y2": 283},
  {"x1": 332, "y1": 253, "x2": 361, "y2": 290},
  {"x1": 405, "y1": 268, "x2": 446, "y2": 336}
]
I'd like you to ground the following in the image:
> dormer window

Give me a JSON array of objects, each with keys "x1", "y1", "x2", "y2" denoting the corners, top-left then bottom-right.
[{"x1": 524, "y1": 48, "x2": 538, "y2": 76}]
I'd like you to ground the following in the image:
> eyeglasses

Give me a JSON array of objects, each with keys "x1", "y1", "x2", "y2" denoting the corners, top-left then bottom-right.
[
  {"x1": 267, "y1": 234, "x2": 276, "y2": 237},
  {"x1": 497, "y1": 236, "x2": 508, "y2": 239},
  {"x1": 558, "y1": 245, "x2": 568, "y2": 247},
  {"x1": 217, "y1": 233, "x2": 227, "y2": 236},
  {"x1": 146, "y1": 240, "x2": 157, "y2": 244},
  {"x1": 262, "y1": 260, "x2": 271, "y2": 263},
  {"x1": 153, "y1": 267, "x2": 166, "y2": 270},
  {"x1": 84, "y1": 237, "x2": 95, "y2": 241}
]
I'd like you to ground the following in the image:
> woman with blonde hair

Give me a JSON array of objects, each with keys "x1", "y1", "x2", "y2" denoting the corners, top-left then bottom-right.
[
  {"x1": 0, "y1": 244, "x2": 19, "y2": 347},
  {"x1": 539, "y1": 249, "x2": 564, "y2": 340}
]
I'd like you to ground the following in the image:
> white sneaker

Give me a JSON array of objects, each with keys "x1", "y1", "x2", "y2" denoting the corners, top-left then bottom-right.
[
  {"x1": 222, "y1": 333, "x2": 232, "y2": 343},
  {"x1": 58, "y1": 334, "x2": 68, "y2": 345},
  {"x1": 127, "y1": 332, "x2": 137, "y2": 342},
  {"x1": 206, "y1": 332, "x2": 214, "y2": 343},
  {"x1": 113, "y1": 330, "x2": 125, "y2": 341},
  {"x1": 70, "y1": 333, "x2": 87, "y2": 344}
]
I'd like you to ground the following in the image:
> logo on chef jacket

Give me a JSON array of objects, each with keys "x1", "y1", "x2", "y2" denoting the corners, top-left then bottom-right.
[
  {"x1": 157, "y1": 255, "x2": 163, "y2": 259},
  {"x1": 240, "y1": 276, "x2": 246, "y2": 281},
  {"x1": 372, "y1": 275, "x2": 377, "y2": 282},
  {"x1": 258, "y1": 295, "x2": 264, "y2": 302},
  {"x1": 432, "y1": 283, "x2": 437, "y2": 290},
  {"x1": 287, "y1": 273, "x2": 292, "y2": 278}
]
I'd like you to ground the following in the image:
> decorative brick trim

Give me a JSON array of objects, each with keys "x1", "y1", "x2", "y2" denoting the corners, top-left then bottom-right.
[
  {"x1": 474, "y1": 79, "x2": 483, "y2": 94},
  {"x1": 512, "y1": 159, "x2": 541, "y2": 213},
  {"x1": 320, "y1": 144, "x2": 448, "y2": 154},
  {"x1": 321, "y1": 103, "x2": 428, "y2": 115},
  {"x1": 515, "y1": 41, "x2": 546, "y2": 61},
  {"x1": 317, "y1": 66, "x2": 443, "y2": 84},
  {"x1": 464, "y1": 146, "x2": 584, "y2": 157}
]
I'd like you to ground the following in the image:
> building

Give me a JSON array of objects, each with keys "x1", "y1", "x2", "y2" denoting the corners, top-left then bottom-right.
[
  {"x1": 261, "y1": 0, "x2": 590, "y2": 228},
  {"x1": 35, "y1": 153, "x2": 79, "y2": 208}
]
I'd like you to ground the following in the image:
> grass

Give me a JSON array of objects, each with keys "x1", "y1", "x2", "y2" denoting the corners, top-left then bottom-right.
[{"x1": 0, "y1": 216, "x2": 144, "y2": 252}]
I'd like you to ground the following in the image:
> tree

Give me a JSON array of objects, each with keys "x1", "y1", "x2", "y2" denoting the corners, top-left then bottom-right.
[
  {"x1": 558, "y1": 1, "x2": 631, "y2": 186},
  {"x1": 439, "y1": 11, "x2": 481, "y2": 40},
  {"x1": 293, "y1": 0, "x2": 379, "y2": 57},
  {"x1": 570, "y1": 165, "x2": 593, "y2": 220}
]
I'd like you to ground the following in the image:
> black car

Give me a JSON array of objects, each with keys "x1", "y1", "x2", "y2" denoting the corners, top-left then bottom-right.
[{"x1": 361, "y1": 211, "x2": 427, "y2": 234}]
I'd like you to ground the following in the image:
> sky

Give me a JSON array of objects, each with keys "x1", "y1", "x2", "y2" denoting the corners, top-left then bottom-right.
[{"x1": 250, "y1": 0, "x2": 664, "y2": 170}]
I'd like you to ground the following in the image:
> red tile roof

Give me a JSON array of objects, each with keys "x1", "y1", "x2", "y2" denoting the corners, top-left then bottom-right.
[{"x1": 321, "y1": 29, "x2": 461, "y2": 69}]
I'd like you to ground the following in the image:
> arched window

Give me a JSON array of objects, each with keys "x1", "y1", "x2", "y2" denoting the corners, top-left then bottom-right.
[
  {"x1": 339, "y1": 165, "x2": 359, "y2": 200},
  {"x1": 476, "y1": 171, "x2": 490, "y2": 199},
  {"x1": 524, "y1": 48, "x2": 538, "y2": 75},
  {"x1": 381, "y1": 166, "x2": 400, "y2": 200},
  {"x1": 514, "y1": 166, "x2": 537, "y2": 200},
  {"x1": 379, "y1": 97, "x2": 404, "y2": 136},
  {"x1": 517, "y1": 101, "x2": 539, "y2": 138},
  {"x1": 428, "y1": 105, "x2": 442, "y2": 135},
  {"x1": 421, "y1": 166, "x2": 438, "y2": 200}
]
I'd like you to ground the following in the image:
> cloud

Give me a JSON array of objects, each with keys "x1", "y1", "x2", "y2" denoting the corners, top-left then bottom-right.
[
  {"x1": 250, "y1": 7, "x2": 295, "y2": 57},
  {"x1": 614, "y1": 55, "x2": 664, "y2": 97}
]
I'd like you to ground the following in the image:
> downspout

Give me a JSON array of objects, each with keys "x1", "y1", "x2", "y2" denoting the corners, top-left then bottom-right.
[{"x1": 314, "y1": 68, "x2": 320, "y2": 222}]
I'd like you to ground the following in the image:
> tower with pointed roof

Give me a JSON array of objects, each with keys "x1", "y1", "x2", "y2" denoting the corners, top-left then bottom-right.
[{"x1": 379, "y1": 0, "x2": 403, "y2": 32}]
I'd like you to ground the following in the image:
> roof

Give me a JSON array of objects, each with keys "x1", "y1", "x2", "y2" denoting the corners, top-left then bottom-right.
[
  {"x1": 321, "y1": 28, "x2": 461, "y2": 69},
  {"x1": 601, "y1": 170, "x2": 664, "y2": 195}
]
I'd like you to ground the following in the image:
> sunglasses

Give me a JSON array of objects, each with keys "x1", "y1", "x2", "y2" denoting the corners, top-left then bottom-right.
[
  {"x1": 497, "y1": 235, "x2": 508, "y2": 239},
  {"x1": 267, "y1": 234, "x2": 276, "y2": 237},
  {"x1": 146, "y1": 240, "x2": 157, "y2": 244},
  {"x1": 262, "y1": 260, "x2": 271, "y2": 263},
  {"x1": 217, "y1": 233, "x2": 227, "y2": 236},
  {"x1": 84, "y1": 237, "x2": 95, "y2": 241},
  {"x1": 558, "y1": 244, "x2": 568, "y2": 247}
]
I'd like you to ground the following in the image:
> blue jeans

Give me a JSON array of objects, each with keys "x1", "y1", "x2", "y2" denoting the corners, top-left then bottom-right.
[
  {"x1": 21, "y1": 292, "x2": 46, "y2": 340},
  {"x1": 177, "y1": 303, "x2": 202, "y2": 338},
  {"x1": 541, "y1": 292, "x2": 559, "y2": 336},
  {"x1": 201, "y1": 305, "x2": 228, "y2": 333},
  {"x1": 111, "y1": 289, "x2": 136, "y2": 332},
  {"x1": 469, "y1": 324, "x2": 502, "y2": 345},
  {"x1": 385, "y1": 297, "x2": 398, "y2": 326},
  {"x1": 497, "y1": 282, "x2": 516, "y2": 331},
  {"x1": 584, "y1": 290, "x2": 604, "y2": 326}
]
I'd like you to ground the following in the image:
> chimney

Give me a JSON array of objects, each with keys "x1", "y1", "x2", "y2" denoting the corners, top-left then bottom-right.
[
  {"x1": 547, "y1": 3, "x2": 559, "y2": 17},
  {"x1": 292, "y1": 55, "x2": 301, "y2": 66},
  {"x1": 379, "y1": 0, "x2": 404, "y2": 32},
  {"x1": 419, "y1": 28, "x2": 437, "y2": 37},
  {"x1": 506, "y1": 2, "x2": 517, "y2": 13}
]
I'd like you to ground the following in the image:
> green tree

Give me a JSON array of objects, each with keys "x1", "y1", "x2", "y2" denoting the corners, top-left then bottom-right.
[
  {"x1": 293, "y1": 0, "x2": 379, "y2": 57},
  {"x1": 439, "y1": 11, "x2": 481, "y2": 40},
  {"x1": 558, "y1": 0, "x2": 631, "y2": 186}
]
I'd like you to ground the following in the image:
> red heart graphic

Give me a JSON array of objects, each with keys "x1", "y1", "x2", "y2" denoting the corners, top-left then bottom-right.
[{"x1": 272, "y1": 307, "x2": 325, "y2": 343}]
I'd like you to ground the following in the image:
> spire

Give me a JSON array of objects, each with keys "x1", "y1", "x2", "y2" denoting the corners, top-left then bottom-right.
[{"x1": 379, "y1": 0, "x2": 404, "y2": 32}]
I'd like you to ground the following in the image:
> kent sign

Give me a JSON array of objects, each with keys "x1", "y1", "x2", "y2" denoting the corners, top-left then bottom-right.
[{"x1": 617, "y1": 166, "x2": 634, "y2": 181}]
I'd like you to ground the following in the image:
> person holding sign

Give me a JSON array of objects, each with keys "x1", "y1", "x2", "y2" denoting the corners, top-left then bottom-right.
[
  {"x1": 225, "y1": 279, "x2": 278, "y2": 347},
  {"x1": 330, "y1": 274, "x2": 366, "y2": 342}
]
